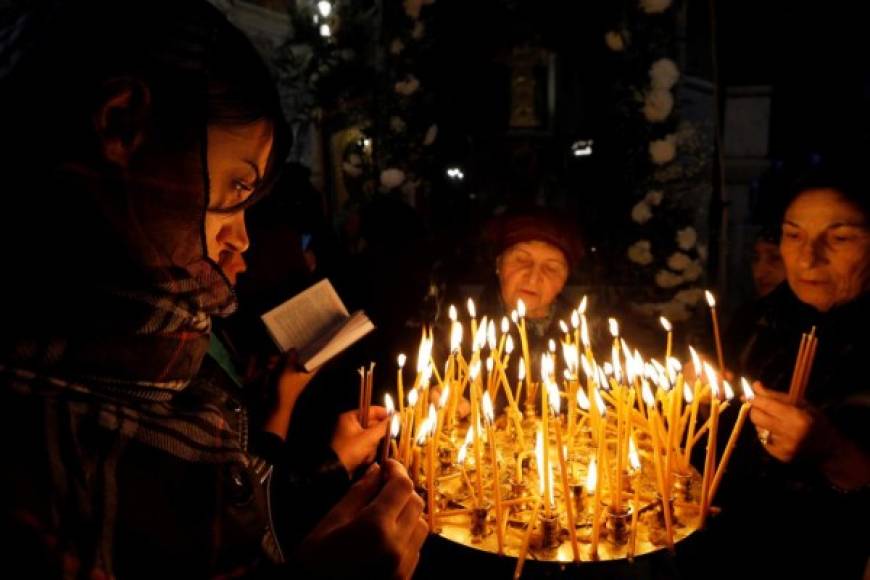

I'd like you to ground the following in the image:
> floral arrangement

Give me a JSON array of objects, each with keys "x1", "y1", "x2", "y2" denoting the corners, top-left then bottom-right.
[{"x1": 604, "y1": 0, "x2": 713, "y2": 323}]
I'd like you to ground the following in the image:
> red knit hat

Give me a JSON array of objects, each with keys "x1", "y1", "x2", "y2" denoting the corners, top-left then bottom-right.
[{"x1": 486, "y1": 208, "x2": 584, "y2": 267}]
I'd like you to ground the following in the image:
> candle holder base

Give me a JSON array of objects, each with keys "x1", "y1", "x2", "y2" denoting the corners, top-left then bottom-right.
[{"x1": 606, "y1": 506, "x2": 632, "y2": 546}]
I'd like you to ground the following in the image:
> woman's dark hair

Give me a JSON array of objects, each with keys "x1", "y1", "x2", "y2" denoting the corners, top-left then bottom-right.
[{"x1": 779, "y1": 153, "x2": 869, "y2": 223}]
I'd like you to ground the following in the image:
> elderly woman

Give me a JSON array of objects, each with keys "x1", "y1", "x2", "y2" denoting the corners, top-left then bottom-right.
[
  {"x1": 711, "y1": 161, "x2": 870, "y2": 580},
  {"x1": 477, "y1": 208, "x2": 584, "y2": 349},
  {"x1": 0, "y1": 2, "x2": 425, "y2": 578}
]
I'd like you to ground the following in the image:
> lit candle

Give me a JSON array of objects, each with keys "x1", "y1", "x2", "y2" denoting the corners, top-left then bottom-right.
[
  {"x1": 397, "y1": 354, "x2": 407, "y2": 415},
  {"x1": 705, "y1": 290, "x2": 725, "y2": 372},
  {"x1": 708, "y1": 378, "x2": 755, "y2": 508},
  {"x1": 699, "y1": 362, "x2": 721, "y2": 528},
  {"x1": 660, "y1": 316, "x2": 673, "y2": 362},
  {"x1": 589, "y1": 454, "x2": 602, "y2": 559},
  {"x1": 456, "y1": 441, "x2": 478, "y2": 506},
  {"x1": 467, "y1": 298, "x2": 477, "y2": 343},
  {"x1": 549, "y1": 384, "x2": 580, "y2": 561},
  {"x1": 482, "y1": 392, "x2": 504, "y2": 554},
  {"x1": 469, "y1": 360, "x2": 485, "y2": 502}
]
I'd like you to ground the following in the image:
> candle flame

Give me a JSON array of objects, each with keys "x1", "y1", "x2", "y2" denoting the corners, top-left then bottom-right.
[
  {"x1": 581, "y1": 355, "x2": 593, "y2": 379},
  {"x1": 722, "y1": 380, "x2": 735, "y2": 401},
  {"x1": 390, "y1": 414, "x2": 401, "y2": 438},
  {"x1": 580, "y1": 316, "x2": 590, "y2": 347},
  {"x1": 385, "y1": 394, "x2": 394, "y2": 414},
  {"x1": 464, "y1": 425, "x2": 475, "y2": 446},
  {"x1": 559, "y1": 320, "x2": 569, "y2": 334},
  {"x1": 448, "y1": 304, "x2": 457, "y2": 322},
  {"x1": 660, "y1": 316, "x2": 672, "y2": 332},
  {"x1": 505, "y1": 335, "x2": 515, "y2": 355},
  {"x1": 482, "y1": 391, "x2": 494, "y2": 423},
  {"x1": 511, "y1": 310, "x2": 518, "y2": 324},
  {"x1": 597, "y1": 366, "x2": 609, "y2": 389},
  {"x1": 518, "y1": 358, "x2": 526, "y2": 381},
  {"x1": 416, "y1": 416, "x2": 433, "y2": 445},
  {"x1": 416, "y1": 336, "x2": 432, "y2": 373},
  {"x1": 516, "y1": 298, "x2": 526, "y2": 318},
  {"x1": 548, "y1": 339, "x2": 556, "y2": 353},
  {"x1": 469, "y1": 359, "x2": 481, "y2": 381},
  {"x1": 486, "y1": 356, "x2": 494, "y2": 373},
  {"x1": 450, "y1": 321, "x2": 463, "y2": 352},
  {"x1": 689, "y1": 346, "x2": 701, "y2": 377},
  {"x1": 397, "y1": 353, "x2": 406, "y2": 368},
  {"x1": 408, "y1": 388, "x2": 418, "y2": 407},
  {"x1": 594, "y1": 388, "x2": 607, "y2": 416},
  {"x1": 603, "y1": 362, "x2": 613, "y2": 375},
  {"x1": 473, "y1": 318, "x2": 488, "y2": 351},
  {"x1": 439, "y1": 386, "x2": 450, "y2": 408},
  {"x1": 562, "y1": 343, "x2": 579, "y2": 375},
  {"x1": 547, "y1": 380, "x2": 561, "y2": 415},
  {"x1": 608, "y1": 317, "x2": 620, "y2": 337},
  {"x1": 571, "y1": 310, "x2": 580, "y2": 329},
  {"x1": 703, "y1": 361, "x2": 719, "y2": 397},
  {"x1": 683, "y1": 382, "x2": 694, "y2": 403},
  {"x1": 579, "y1": 295, "x2": 588, "y2": 314},
  {"x1": 741, "y1": 377, "x2": 755, "y2": 401},
  {"x1": 576, "y1": 387, "x2": 590, "y2": 410},
  {"x1": 467, "y1": 298, "x2": 476, "y2": 319},
  {"x1": 563, "y1": 369, "x2": 573, "y2": 381},
  {"x1": 501, "y1": 316, "x2": 510, "y2": 334},
  {"x1": 705, "y1": 289, "x2": 716, "y2": 308},
  {"x1": 628, "y1": 435, "x2": 641, "y2": 473},
  {"x1": 541, "y1": 353, "x2": 555, "y2": 381},
  {"x1": 642, "y1": 380, "x2": 655, "y2": 407},
  {"x1": 612, "y1": 346, "x2": 623, "y2": 383},
  {"x1": 420, "y1": 363, "x2": 432, "y2": 388},
  {"x1": 487, "y1": 319, "x2": 497, "y2": 350},
  {"x1": 457, "y1": 444, "x2": 467, "y2": 464},
  {"x1": 428, "y1": 404, "x2": 437, "y2": 424},
  {"x1": 586, "y1": 456, "x2": 598, "y2": 493}
]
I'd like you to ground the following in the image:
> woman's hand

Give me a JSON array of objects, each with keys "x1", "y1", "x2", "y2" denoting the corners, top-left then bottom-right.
[
  {"x1": 332, "y1": 407, "x2": 389, "y2": 474},
  {"x1": 749, "y1": 383, "x2": 814, "y2": 463},
  {"x1": 294, "y1": 460, "x2": 428, "y2": 580},
  {"x1": 263, "y1": 350, "x2": 317, "y2": 440}
]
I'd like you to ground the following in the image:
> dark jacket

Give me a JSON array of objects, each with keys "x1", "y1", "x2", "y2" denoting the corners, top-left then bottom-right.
[{"x1": 707, "y1": 283, "x2": 870, "y2": 579}]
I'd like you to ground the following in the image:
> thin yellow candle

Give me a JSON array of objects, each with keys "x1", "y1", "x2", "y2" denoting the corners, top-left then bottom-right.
[
  {"x1": 513, "y1": 501, "x2": 541, "y2": 580},
  {"x1": 434, "y1": 385, "x2": 450, "y2": 444},
  {"x1": 515, "y1": 299, "x2": 533, "y2": 405},
  {"x1": 416, "y1": 413, "x2": 436, "y2": 532},
  {"x1": 660, "y1": 316, "x2": 673, "y2": 362},
  {"x1": 705, "y1": 290, "x2": 725, "y2": 372},
  {"x1": 550, "y1": 387, "x2": 580, "y2": 561},
  {"x1": 540, "y1": 355, "x2": 553, "y2": 511},
  {"x1": 589, "y1": 454, "x2": 602, "y2": 560},
  {"x1": 467, "y1": 298, "x2": 477, "y2": 345},
  {"x1": 397, "y1": 354, "x2": 407, "y2": 416},
  {"x1": 626, "y1": 433, "x2": 642, "y2": 560},
  {"x1": 456, "y1": 443, "x2": 478, "y2": 507},
  {"x1": 469, "y1": 360, "x2": 485, "y2": 502},
  {"x1": 699, "y1": 363, "x2": 721, "y2": 528},
  {"x1": 482, "y1": 392, "x2": 504, "y2": 554},
  {"x1": 708, "y1": 379, "x2": 755, "y2": 509}
]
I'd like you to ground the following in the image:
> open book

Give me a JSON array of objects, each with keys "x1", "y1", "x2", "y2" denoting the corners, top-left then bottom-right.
[{"x1": 261, "y1": 279, "x2": 375, "y2": 372}]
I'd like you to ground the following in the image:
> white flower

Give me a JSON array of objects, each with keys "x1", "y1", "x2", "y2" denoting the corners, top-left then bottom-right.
[
  {"x1": 640, "y1": 0, "x2": 673, "y2": 14},
  {"x1": 390, "y1": 116, "x2": 407, "y2": 133},
  {"x1": 682, "y1": 260, "x2": 703, "y2": 281},
  {"x1": 380, "y1": 168, "x2": 406, "y2": 189},
  {"x1": 643, "y1": 88, "x2": 674, "y2": 122},
  {"x1": 650, "y1": 58, "x2": 680, "y2": 90},
  {"x1": 390, "y1": 38, "x2": 405, "y2": 55},
  {"x1": 655, "y1": 269, "x2": 684, "y2": 288},
  {"x1": 667, "y1": 252, "x2": 692, "y2": 271},
  {"x1": 412, "y1": 20, "x2": 425, "y2": 39},
  {"x1": 342, "y1": 161, "x2": 363, "y2": 178},
  {"x1": 674, "y1": 287, "x2": 704, "y2": 306},
  {"x1": 395, "y1": 75, "x2": 421, "y2": 96},
  {"x1": 650, "y1": 134, "x2": 677, "y2": 165},
  {"x1": 627, "y1": 240, "x2": 654, "y2": 265},
  {"x1": 631, "y1": 201, "x2": 653, "y2": 224},
  {"x1": 676, "y1": 226, "x2": 697, "y2": 250},
  {"x1": 423, "y1": 124, "x2": 438, "y2": 146},
  {"x1": 660, "y1": 300, "x2": 691, "y2": 322},
  {"x1": 644, "y1": 190, "x2": 663, "y2": 206},
  {"x1": 404, "y1": 0, "x2": 423, "y2": 19},
  {"x1": 605, "y1": 30, "x2": 625, "y2": 52}
]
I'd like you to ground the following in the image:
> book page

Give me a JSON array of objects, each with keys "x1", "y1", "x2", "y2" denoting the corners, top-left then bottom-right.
[
  {"x1": 261, "y1": 279, "x2": 350, "y2": 353},
  {"x1": 304, "y1": 311, "x2": 375, "y2": 371}
]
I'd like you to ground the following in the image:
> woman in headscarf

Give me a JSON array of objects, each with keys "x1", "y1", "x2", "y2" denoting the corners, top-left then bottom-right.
[{"x1": 0, "y1": 1, "x2": 426, "y2": 577}]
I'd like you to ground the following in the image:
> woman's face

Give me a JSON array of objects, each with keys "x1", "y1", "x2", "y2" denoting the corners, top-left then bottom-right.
[
  {"x1": 780, "y1": 188, "x2": 870, "y2": 311},
  {"x1": 498, "y1": 240, "x2": 569, "y2": 318},
  {"x1": 204, "y1": 120, "x2": 273, "y2": 284}
]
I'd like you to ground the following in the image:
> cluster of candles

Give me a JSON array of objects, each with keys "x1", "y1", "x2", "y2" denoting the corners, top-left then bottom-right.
[{"x1": 374, "y1": 292, "x2": 759, "y2": 573}]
